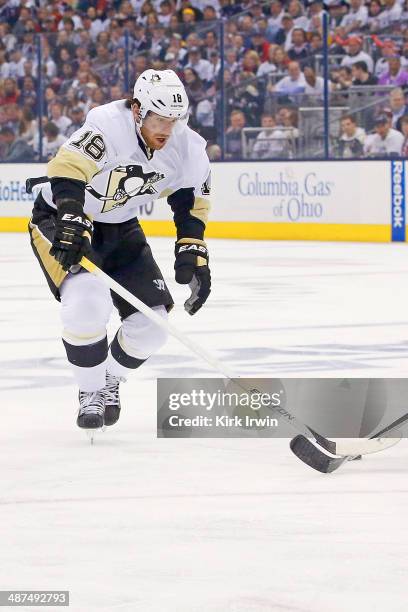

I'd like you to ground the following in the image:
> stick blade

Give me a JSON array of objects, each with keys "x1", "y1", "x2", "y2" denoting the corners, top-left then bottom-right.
[{"x1": 290, "y1": 435, "x2": 348, "y2": 473}]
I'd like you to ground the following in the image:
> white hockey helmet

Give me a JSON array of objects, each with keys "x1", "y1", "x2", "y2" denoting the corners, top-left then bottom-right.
[{"x1": 133, "y1": 69, "x2": 189, "y2": 123}]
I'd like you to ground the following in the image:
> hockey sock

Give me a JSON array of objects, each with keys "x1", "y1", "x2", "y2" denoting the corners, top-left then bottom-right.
[
  {"x1": 106, "y1": 330, "x2": 146, "y2": 379},
  {"x1": 62, "y1": 336, "x2": 108, "y2": 392}
]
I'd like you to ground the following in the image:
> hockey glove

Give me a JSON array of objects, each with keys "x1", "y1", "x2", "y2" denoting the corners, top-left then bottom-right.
[
  {"x1": 49, "y1": 199, "x2": 93, "y2": 272},
  {"x1": 174, "y1": 238, "x2": 211, "y2": 315}
]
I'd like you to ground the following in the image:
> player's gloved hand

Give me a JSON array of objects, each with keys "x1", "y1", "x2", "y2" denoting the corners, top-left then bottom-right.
[
  {"x1": 174, "y1": 238, "x2": 211, "y2": 315},
  {"x1": 49, "y1": 199, "x2": 93, "y2": 272}
]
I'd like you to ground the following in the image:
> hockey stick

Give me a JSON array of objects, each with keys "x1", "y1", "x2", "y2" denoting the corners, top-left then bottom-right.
[
  {"x1": 79, "y1": 256, "x2": 337, "y2": 445},
  {"x1": 290, "y1": 411, "x2": 407, "y2": 473}
]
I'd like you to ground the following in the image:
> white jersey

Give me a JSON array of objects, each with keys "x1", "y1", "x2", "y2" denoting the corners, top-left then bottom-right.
[{"x1": 42, "y1": 100, "x2": 211, "y2": 226}]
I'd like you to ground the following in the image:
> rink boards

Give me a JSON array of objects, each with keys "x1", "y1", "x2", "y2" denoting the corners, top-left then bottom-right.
[{"x1": 0, "y1": 160, "x2": 404, "y2": 242}]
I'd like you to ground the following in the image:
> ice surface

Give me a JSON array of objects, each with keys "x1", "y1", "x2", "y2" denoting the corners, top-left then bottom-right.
[{"x1": 0, "y1": 235, "x2": 407, "y2": 612}]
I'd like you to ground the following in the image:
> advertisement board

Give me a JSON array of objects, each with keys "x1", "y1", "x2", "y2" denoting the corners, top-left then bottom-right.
[{"x1": 0, "y1": 161, "x2": 402, "y2": 242}]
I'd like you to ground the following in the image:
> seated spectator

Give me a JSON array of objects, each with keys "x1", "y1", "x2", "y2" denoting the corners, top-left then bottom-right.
[
  {"x1": 183, "y1": 67, "x2": 206, "y2": 106},
  {"x1": 225, "y1": 109, "x2": 246, "y2": 159},
  {"x1": 18, "y1": 76, "x2": 37, "y2": 112},
  {"x1": 0, "y1": 23, "x2": 17, "y2": 54},
  {"x1": 250, "y1": 31, "x2": 269, "y2": 61},
  {"x1": 65, "y1": 107, "x2": 85, "y2": 138},
  {"x1": 332, "y1": 65, "x2": 353, "y2": 90},
  {"x1": 158, "y1": 0, "x2": 174, "y2": 26},
  {"x1": 351, "y1": 61, "x2": 378, "y2": 86},
  {"x1": 149, "y1": 25, "x2": 168, "y2": 61},
  {"x1": 196, "y1": 97, "x2": 216, "y2": 138},
  {"x1": 180, "y1": 7, "x2": 198, "y2": 37},
  {"x1": 49, "y1": 101, "x2": 72, "y2": 136},
  {"x1": 268, "y1": 0, "x2": 285, "y2": 33},
  {"x1": 0, "y1": 78, "x2": 19, "y2": 105},
  {"x1": 309, "y1": 32, "x2": 324, "y2": 59},
  {"x1": 251, "y1": 113, "x2": 289, "y2": 159},
  {"x1": 340, "y1": 0, "x2": 368, "y2": 34},
  {"x1": 276, "y1": 14, "x2": 295, "y2": 52},
  {"x1": 304, "y1": 65, "x2": 327, "y2": 99},
  {"x1": 374, "y1": 40, "x2": 399, "y2": 77},
  {"x1": 203, "y1": 31, "x2": 219, "y2": 61},
  {"x1": 272, "y1": 61, "x2": 306, "y2": 95},
  {"x1": 224, "y1": 48, "x2": 240, "y2": 78},
  {"x1": 328, "y1": 0, "x2": 348, "y2": 30},
  {"x1": 231, "y1": 34, "x2": 248, "y2": 61},
  {"x1": 382, "y1": 0, "x2": 402, "y2": 25},
  {"x1": 3, "y1": 103, "x2": 20, "y2": 134},
  {"x1": 287, "y1": 28, "x2": 309, "y2": 63},
  {"x1": 335, "y1": 114, "x2": 366, "y2": 158},
  {"x1": 340, "y1": 36, "x2": 374, "y2": 74},
  {"x1": 58, "y1": 5, "x2": 83, "y2": 31},
  {"x1": 206, "y1": 143, "x2": 222, "y2": 160},
  {"x1": 364, "y1": 114, "x2": 404, "y2": 157},
  {"x1": 208, "y1": 51, "x2": 221, "y2": 81},
  {"x1": 242, "y1": 50, "x2": 261, "y2": 76},
  {"x1": 0, "y1": 125, "x2": 35, "y2": 162},
  {"x1": 92, "y1": 44, "x2": 113, "y2": 81},
  {"x1": 35, "y1": 121, "x2": 66, "y2": 161},
  {"x1": 18, "y1": 108, "x2": 37, "y2": 146},
  {"x1": 367, "y1": 0, "x2": 388, "y2": 32},
  {"x1": 236, "y1": 72, "x2": 263, "y2": 126},
  {"x1": 0, "y1": 50, "x2": 10, "y2": 80},
  {"x1": 389, "y1": 88, "x2": 408, "y2": 131},
  {"x1": 257, "y1": 45, "x2": 278, "y2": 78},
  {"x1": 378, "y1": 56, "x2": 408, "y2": 88},
  {"x1": 219, "y1": 0, "x2": 242, "y2": 18},
  {"x1": 185, "y1": 47, "x2": 213, "y2": 84},
  {"x1": 288, "y1": 0, "x2": 309, "y2": 30},
  {"x1": 400, "y1": 114, "x2": 408, "y2": 156},
  {"x1": 276, "y1": 106, "x2": 299, "y2": 141},
  {"x1": 306, "y1": 0, "x2": 325, "y2": 33},
  {"x1": 85, "y1": 6, "x2": 106, "y2": 41},
  {"x1": 110, "y1": 85, "x2": 124, "y2": 101}
]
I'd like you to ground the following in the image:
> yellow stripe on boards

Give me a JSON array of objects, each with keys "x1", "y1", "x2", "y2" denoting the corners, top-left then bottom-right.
[
  {"x1": 0, "y1": 217, "x2": 392, "y2": 243},
  {"x1": 140, "y1": 220, "x2": 391, "y2": 243},
  {"x1": 0, "y1": 217, "x2": 31, "y2": 232}
]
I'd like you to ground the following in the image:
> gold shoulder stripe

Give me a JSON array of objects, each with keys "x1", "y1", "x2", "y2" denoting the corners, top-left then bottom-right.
[{"x1": 47, "y1": 147, "x2": 99, "y2": 183}]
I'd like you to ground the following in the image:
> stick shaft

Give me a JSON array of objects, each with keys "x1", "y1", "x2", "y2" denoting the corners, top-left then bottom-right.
[
  {"x1": 80, "y1": 257, "x2": 318, "y2": 439},
  {"x1": 369, "y1": 411, "x2": 408, "y2": 439},
  {"x1": 81, "y1": 257, "x2": 236, "y2": 378}
]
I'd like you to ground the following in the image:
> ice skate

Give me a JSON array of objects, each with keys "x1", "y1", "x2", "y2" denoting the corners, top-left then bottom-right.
[
  {"x1": 103, "y1": 373, "x2": 125, "y2": 426},
  {"x1": 77, "y1": 390, "x2": 105, "y2": 430}
]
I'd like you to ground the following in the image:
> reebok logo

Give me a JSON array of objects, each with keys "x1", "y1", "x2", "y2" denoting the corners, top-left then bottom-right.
[{"x1": 391, "y1": 161, "x2": 405, "y2": 241}]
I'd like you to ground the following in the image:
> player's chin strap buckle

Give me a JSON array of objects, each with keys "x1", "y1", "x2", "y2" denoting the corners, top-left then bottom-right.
[{"x1": 26, "y1": 176, "x2": 50, "y2": 195}]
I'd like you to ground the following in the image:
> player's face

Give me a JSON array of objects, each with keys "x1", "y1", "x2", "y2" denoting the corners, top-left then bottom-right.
[{"x1": 140, "y1": 111, "x2": 178, "y2": 150}]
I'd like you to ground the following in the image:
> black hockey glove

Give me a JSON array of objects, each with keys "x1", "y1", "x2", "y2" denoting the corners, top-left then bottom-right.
[
  {"x1": 174, "y1": 238, "x2": 211, "y2": 315},
  {"x1": 49, "y1": 199, "x2": 93, "y2": 272}
]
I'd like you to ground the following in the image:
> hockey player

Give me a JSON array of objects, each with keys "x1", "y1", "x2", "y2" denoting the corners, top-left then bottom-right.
[{"x1": 28, "y1": 69, "x2": 211, "y2": 430}]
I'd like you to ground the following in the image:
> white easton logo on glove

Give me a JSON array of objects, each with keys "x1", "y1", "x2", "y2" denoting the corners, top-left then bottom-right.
[
  {"x1": 178, "y1": 244, "x2": 207, "y2": 254},
  {"x1": 61, "y1": 213, "x2": 93, "y2": 228}
]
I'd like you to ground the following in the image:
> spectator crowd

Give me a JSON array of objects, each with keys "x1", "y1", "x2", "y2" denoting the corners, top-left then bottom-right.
[{"x1": 2, "y1": 0, "x2": 408, "y2": 161}]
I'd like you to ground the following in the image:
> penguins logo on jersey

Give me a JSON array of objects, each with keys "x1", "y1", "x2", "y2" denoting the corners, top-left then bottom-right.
[{"x1": 86, "y1": 164, "x2": 165, "y2": 213}]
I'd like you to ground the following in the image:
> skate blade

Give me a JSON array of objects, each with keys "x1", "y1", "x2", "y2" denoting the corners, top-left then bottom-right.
[{"x1": 84, "y1": 426, "x2": 106, "y2": 445}]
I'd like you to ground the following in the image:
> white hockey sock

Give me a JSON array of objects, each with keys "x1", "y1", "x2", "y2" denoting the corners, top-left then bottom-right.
[
  {"x1": 107, "y1": 306, "x2": 168, "y2": 379},
  {"x1": 71, "y1": 359, "x2": 108, "y2": 392}
]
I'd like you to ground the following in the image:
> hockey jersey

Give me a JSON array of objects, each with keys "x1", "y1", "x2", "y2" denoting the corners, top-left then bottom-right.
[{"x1": 41, "y1": 100, "x2": 211, "y2": 234}]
